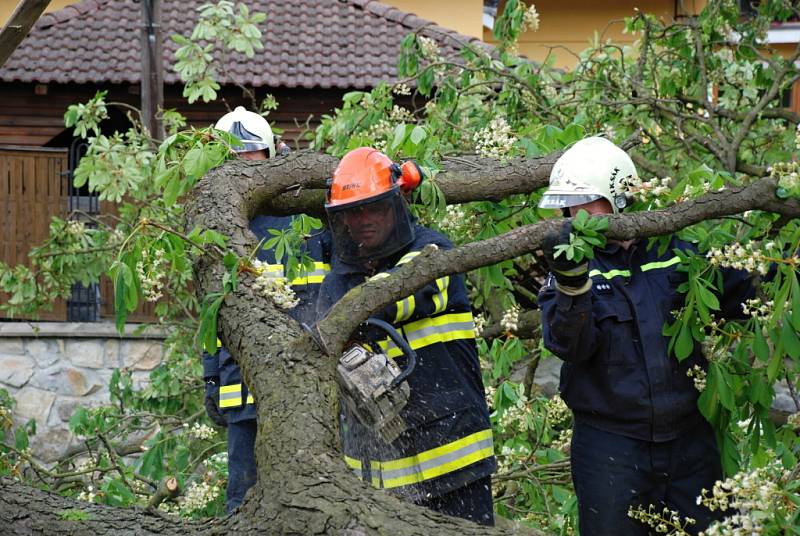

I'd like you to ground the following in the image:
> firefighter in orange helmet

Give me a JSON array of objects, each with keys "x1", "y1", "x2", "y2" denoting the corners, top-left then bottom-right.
[{"x1": 317, "y1": 147, "x2": 496, "y2": 525}]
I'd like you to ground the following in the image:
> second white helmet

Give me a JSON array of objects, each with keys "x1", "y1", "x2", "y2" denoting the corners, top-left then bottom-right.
[
  {"x1": 539, "y1": 136, "x2": 638, "y2": 214},
  {"x1": 214, "y1": 106, "x2": 276, "y2": 158}
]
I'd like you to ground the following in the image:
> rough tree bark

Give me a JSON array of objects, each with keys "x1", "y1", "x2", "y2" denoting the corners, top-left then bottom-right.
[{"x1": 1, "y1": 150, "x2": 798, "y2": 535}]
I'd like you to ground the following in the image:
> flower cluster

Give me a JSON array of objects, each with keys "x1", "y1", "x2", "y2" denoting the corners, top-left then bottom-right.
[
  {"x1": 740, "y1": 297, "x2": 773, "y2": 321},
  {"x1": 498, "y1": 396, "x2": 531, "y2": 433},
  {"x1": 484, "y1": 384, "x2": 496, "y2": 408},
  {"x1": 500, "y1": 304, "x2": 520, "y2": 333},
  {"x1": 630, "y1": 177, "x2": 672, "y2": 204},
  {"x1": 251, "y1": 260, "x2": 299, "y2": 309},
  {"x1": 389, "y1": 105, "x2": 414, "y2": 123},
  {"x1": 496, "y1": 442, "x2": 532, "y2": 474},
  {"x1": 438, "y1": 204, "x2": 480, "y2": 242},
  {"x1": 545, "y1": 394, "x2": 572, "y2": 425},
  {"x1": 177, "y1": 481, "x2": 221, "y2": 515},
  {"x1": 796, "y1": 123, "x2": 800, "y2": 150},
  {"x1": 77, "y1": 485, "x2": 97, "y2": 503},
  {"x1": 627, "y1": 504, "x2": 696, "y2": 535},
  {"x1": 184, "y1": 422, "x2": 216, "y2": 440},
  {"x1": 697, "y1": 462, "x2": 783, "y2": 515},
  {"x1": 474, "y1": 117, "x2": 517, "y2": 159},
  {"x1": 392, "y1": 83, "x2": 411, "y2": 96},
  {"x1": 771, "y1": 161, "x2": 800, "y2": 192},
  {"x1": 66, "y1": 220, "x2": 86, "y2": 236},
  {"x1": 783, "y1": 410, "x2": 800, "y2": 431},
  {"x1": 363, "y1": 119, "x2": 392, "y2": 152},
  {"x1": 550, "y1": 427, "x2": 572, "y2": 453},
  {"x1": 522, "y1": 4, "x2": 540, "y2": 32},
  {"x1": 705, "y1": 243, "x2": 773, "y2": 275},
  {"x1": 417, "y1": 36, "x2": 440, "y2": 61},
  {"x1": 135, "y1": 248, "x2": 168, "y2": 302},
  {"x1": 473, "y1": 313, "x2": 486, "y2": 338},
  {"x1": 686, "y1": 365, "x2": 707, "y2": 392}
]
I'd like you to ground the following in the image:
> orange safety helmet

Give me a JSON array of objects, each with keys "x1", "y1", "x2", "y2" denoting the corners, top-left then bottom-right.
[{"x1": 326, "y1": 148, "x2": 423, "y2": 264}]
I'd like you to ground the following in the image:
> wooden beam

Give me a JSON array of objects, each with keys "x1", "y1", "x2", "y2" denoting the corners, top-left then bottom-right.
[
  {"x1": 140, "y1": 0, "x2": 164, "y2": 140},
  {"x1": 0, "y1": 0, "x2": 52, "y2": 68}
]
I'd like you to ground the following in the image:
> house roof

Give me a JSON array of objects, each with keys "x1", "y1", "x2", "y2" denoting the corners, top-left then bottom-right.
[{"x1": 0, "y1": 0, "x2": 487, "y2": 89}]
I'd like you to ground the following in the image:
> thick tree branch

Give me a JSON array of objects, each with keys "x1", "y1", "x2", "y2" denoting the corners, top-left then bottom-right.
[{"x1": 316, "y1": 177, "x2": 800, "y2": 354}]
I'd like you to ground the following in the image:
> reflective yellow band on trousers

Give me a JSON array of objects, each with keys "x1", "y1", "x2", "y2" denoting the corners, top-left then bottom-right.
[
  {"x1": 219, "y1": 384, "x2": 255, "y2": 408},
  {"x1": 377, "y1": 312, "x2": 476, "y2": 358},
  {"x1": 343, "y1": 429, "x2": 494, "y2": 489}
]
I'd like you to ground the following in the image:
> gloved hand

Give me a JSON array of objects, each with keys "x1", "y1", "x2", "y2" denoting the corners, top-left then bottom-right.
[
  {"x1": 204, "y1": 379, "x2": 227, "y2": 428},
  {"x1": 542, "y1": 221, "x2": 591, "y2": 295}
]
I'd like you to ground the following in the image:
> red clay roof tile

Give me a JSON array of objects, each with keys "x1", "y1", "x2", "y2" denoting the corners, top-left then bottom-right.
[{"x1": 1, "y1": 0, "x2": 491, "y2": 89}]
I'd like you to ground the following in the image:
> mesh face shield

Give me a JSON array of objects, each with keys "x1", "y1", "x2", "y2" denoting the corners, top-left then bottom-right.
[
  {"x1": 327, "y1": 190, "x2": 415, "y2": 265},
  {"x1": 538, "y1": 193, "x2": 605, "y2": 210},
  {"x1": 229, "y1": 121, "x2": 270, "y2": 154}
]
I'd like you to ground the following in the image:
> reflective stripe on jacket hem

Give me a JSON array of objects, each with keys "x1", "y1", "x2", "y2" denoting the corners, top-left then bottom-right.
[{"x1": 344, "y1": 428, "x2": 494, "y2": 489}]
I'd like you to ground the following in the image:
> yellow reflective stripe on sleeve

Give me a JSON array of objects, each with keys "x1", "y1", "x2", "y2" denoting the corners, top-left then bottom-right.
[
  {"x1": 246, "y1": 394, "x2": 254, "y2": 404},
  {"x1": 641, "y1": 256, "x2": 681, "y2": 272},
  {"x1": 431, "y1": 276, "x2": 449, "y2": 315},
  {"x1": 216, "y1": 338, "x2": 222, "y2": 349},
  {"x1": 378, "y1": 312, "x2": 476, "y2": 358},
  {"x1": 394, "y1": 294, "x2": 416, "y2": 323},
  {"x1": 371, "y1": 429, "x2": 494, "y2": 489},
  {"x1": 289, "y1": 262, "x2": 331, "y2": 286},
  {"x1": 589, "y1": 268, "x2": 631, "y2": 279},
  {"x1": 262, "y1": 264, "x2": 284, "y2": 275}
]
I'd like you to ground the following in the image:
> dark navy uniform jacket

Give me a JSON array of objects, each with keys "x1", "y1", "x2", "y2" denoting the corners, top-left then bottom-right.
[
  {"x1": 538, "y1": 236, "x2": 756, "y2": 442},
  {"x1": 203, "y1": 215, "x2": 331, "y2": 424},
  {"x1": 316, "y1": 224, "x2": 496, "y2": 499}
]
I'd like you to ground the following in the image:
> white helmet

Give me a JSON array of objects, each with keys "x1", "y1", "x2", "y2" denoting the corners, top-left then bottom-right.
[
  {"x1": 539, "y1": 136, "x2": 638, "y2": 214},
  {"x1": 214, "y1": 106, "x2": 276, "y2": 157}
]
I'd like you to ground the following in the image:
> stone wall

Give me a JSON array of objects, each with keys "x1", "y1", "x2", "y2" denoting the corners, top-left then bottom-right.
[{"x1": 0, "y1": 322, "x2": 166, "y2": 461}]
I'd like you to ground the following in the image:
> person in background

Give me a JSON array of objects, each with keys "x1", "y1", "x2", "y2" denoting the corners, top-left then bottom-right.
[{"x1": 202, "y1": 107, "x2": 330, "y2": 512}]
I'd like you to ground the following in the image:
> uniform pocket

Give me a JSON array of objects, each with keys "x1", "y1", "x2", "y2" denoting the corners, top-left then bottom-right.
[{"x1": 594, "y1": 299, "x2": 634, "y2": 365}]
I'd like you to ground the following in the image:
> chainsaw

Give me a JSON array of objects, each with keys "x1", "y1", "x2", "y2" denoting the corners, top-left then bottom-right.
[{"x1": 336, "y1": 318, "x2": 417, "y2": 443}]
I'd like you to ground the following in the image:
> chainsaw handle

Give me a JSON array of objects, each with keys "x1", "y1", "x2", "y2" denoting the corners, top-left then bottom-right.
[{"x1": 363, "y1": 318, "x2": 417, "y2": 386}]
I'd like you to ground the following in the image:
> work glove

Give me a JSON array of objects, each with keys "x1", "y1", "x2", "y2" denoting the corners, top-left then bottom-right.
[
  {"x1": 204, "y1": 379, "x2": 228, "y2": 428},
  {"x1": 542, "y1": 221, "x2": 592, "y2": 296}
]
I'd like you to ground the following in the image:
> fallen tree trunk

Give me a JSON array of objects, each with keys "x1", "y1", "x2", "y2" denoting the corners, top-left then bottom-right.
[{"x1": 2, "y1": 148, "x2": 797, "y2": 534}]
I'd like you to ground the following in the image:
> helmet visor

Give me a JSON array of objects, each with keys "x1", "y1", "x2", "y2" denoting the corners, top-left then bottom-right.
[
  {"x1": 538, "y1": 193, "x2": 604, "y2": 210},
  {"x1": 327, "y1": 191, "x2": 414, "y2": 264},
  {"x1": 229, "y1": 121, "x2": 270, "y2": 154}
]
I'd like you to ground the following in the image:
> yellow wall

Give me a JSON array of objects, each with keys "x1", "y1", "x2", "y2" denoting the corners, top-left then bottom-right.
[
  {"x1": 0, "y1": 0, "x2": 76, "y2": 26},
  {"x1": 485, "y1": 0, "x2": 679, "y2": 69},
  {"x1": 382, "y1": 0, "x2": 484, "y2": 39}
]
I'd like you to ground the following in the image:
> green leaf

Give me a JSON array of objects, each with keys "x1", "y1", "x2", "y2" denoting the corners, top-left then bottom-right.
[
  {"x1": 198, "y1": 293, "x2": 225, "y2": 354},
  {"x1": 674, "y1": 320, "x2": 694, "y2": 361},
  {"x1": 14, "y1": 426, "x2": 29, "y2": 451},
  {"x1": 780, "y1": 313, "x2": 800, "y2": 358},
  {"x1": 752, "y1": 322, "x2": 770, "y2": 362},
  {"x1": 709, "y1": 363, "x2": 735, "y2": 411},
  {"x1": 409, "y1": 126, "x2": 427, "y2": 146},
  {"x1": 112, "y1": 264, "x2": 132, "y2": 333},
  {"x1": 696, "y1": 283, "x2": 720, "y2": 311},
  {"x1": 791, "y1": 273, "x2": 800, "y2": 332}
]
